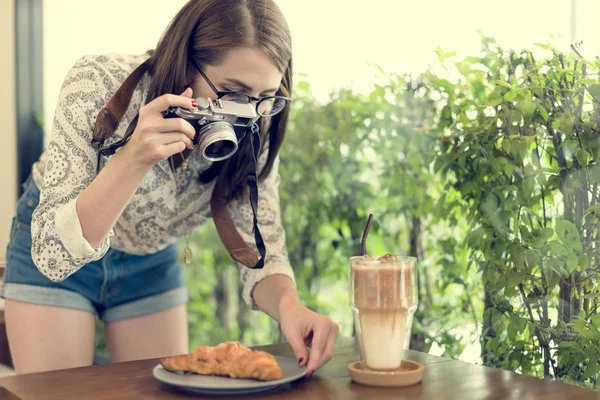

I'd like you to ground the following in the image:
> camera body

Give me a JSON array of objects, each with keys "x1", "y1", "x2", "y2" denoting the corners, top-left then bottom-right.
[{"x1": 163, "y1": 97, "x2": 259, "y2": 161}]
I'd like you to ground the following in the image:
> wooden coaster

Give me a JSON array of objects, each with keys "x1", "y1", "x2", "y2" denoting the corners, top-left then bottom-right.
[{"x1": 348, "y1": 360, "x2": 424, "y2": 387}]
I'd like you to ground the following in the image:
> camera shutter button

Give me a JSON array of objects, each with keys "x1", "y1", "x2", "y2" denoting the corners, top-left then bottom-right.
[{"x1": 195, "y1": 98, "x2": 210, "y2": 110}]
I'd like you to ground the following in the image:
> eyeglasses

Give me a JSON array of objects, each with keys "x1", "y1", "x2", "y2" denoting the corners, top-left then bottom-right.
[{"x1": 194, "y1": 64, "x2": 291, "y2": 117}]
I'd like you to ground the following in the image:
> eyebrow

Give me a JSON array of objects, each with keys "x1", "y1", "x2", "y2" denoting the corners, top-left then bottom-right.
[{"x1": 223, "y1": 78, "x2": 279, "y2": 94}]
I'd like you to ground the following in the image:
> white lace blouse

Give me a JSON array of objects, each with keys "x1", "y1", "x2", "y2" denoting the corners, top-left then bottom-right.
[{"x1": 29, "y1": 53, "x2": 296, "y2": 309}]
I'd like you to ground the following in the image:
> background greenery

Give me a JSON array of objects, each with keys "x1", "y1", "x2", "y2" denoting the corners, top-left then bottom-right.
[{"x1": 95, "y1": 36, "x2": 600, "y2": 390}]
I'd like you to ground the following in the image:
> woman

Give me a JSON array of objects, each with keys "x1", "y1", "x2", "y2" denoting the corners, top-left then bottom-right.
[{"x1": 2, "y1": 0, "x2": 338, "y2": 375}]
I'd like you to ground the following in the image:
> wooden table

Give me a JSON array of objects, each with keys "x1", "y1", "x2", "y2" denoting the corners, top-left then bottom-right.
[{"x1": 0, "y1": 337, "x2": 598, "y2": 400}]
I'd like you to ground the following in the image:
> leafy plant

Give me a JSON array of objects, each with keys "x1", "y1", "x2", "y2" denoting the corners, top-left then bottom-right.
[{"x1": 430, "y1": 36, "x2": 600, "y2": 387}]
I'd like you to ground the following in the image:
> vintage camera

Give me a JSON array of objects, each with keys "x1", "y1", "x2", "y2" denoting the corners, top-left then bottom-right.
[{"x1": 162, "y1": 97, "x2": 259, "y2": 161}]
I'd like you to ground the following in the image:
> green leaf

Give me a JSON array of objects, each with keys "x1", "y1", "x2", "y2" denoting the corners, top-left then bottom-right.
[
  {"x1": 516, "y1": 97, "x2": 536, "y2": 120},
  {"x1": 435, "y1": 46, "x2": 456, "y2": 63},
  {"x1": 296, "y1": 80, "x2": 310, "y2": 93},
  {"x1": 540, "y1": 228, "x2": 554, "y2": 240},
  {"x1": 558, "y1": 341, "x2": 577, "y2": 349},
  {"x1": 576, "y1": 149, "x2": 590, "y2": 168},
  {"x1": 579, "y1": 254, "x2": 590, "y2": 270},
  {"x1": 548, "y1": 241, "x2": 571, "y2": 257},
  {"x1": 508, "y1": 315, "x2": 519, "y2": 340},
  {"x1": 502, "y1": 138, "x2": 512, "y2": 154},
  {"x1": 504, "y1": 90, "x2": 520, "y2": 102},
  {"x1": 590, "y1": 314, "x2": 600, "y2": 327},
  {"x1": 531, "y1": 237, "x2": 547, "y2": 249},
  {"x1": 543, "y1": 264, "x2": 561, "y2": 289},
  {"x1": 590, "y1": 166, "x2": 600, "y2": 184},
  {"x1": 524, "y1": 249, "x2": 541, "y2": 267},
  {"x1": 483, "y1": 96, "x2": 504, "y2": 107},
  {"x1": 587, "y1": 84, "x2": 600, "y2": 102},
  {"x1": 566, "y1": 253, "x2": 578, "y2": 273},
  {"x1": 533, "y1": 42, "x2": 554, "y2": 51},
  {"x1": 582, "y1": 362, "x2": 600, "y2": 380},
  {"x1": 559, "y1": 112, "x2": 574, "y2": 135},
  {"x1": 573, "y1": 318, "x2": 586, "y2": 335},
  {"x1": 458, "y1": 155, "x2": 466, "y2": 170},
  {"x1": 556, "y1": 219, "x2": 583, "y2": 252},
  {"x1": 584, "y1": 203, "x2": 600, "y2": 217},
  {"x1": 504, "y1": 164, "x2": 515, "y2": 177},
  {"x1": 538, "y1": 105, "x2": 549, "y2": 122},
  {"x1": 531, "y1": 149, "x2": 541, "y2": 168},
  {"x1": 580, "y1": 328, "x2": 600, "y2": 340}
]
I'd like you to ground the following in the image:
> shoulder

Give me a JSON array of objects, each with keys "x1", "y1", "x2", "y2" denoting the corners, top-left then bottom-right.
[{"x1": 60, "y1": 53, "x2": 150, "y2": 100}]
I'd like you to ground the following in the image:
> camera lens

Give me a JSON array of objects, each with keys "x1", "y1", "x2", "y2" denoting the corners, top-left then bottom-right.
[
  {"x1": 205, "y1": 140, "x2": 236, "y2": 159},
  {"x1": 197, "y1": 121, "x2": 238, "y2": 161}
]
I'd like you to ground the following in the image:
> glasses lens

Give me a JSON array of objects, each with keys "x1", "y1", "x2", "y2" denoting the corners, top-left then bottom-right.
[
  {"x1": 220, "y1": 92, "x2": 251, "y2": 104},
  {"x1": 258, "y1": 97, "x2": 288, "y2": 116}
]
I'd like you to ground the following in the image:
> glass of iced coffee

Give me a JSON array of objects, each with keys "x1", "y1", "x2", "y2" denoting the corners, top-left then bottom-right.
[{"x1": 349, "y1": 254, "x2": 417, "y2": 371}]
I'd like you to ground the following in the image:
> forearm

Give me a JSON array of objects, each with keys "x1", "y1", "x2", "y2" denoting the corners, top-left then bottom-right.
[
  {"x1": 76, "y1": 147, "x2": 151, "y2": 248},
  {"x1": 253, "y1": 274, "x2": 299, "y2": 323}
]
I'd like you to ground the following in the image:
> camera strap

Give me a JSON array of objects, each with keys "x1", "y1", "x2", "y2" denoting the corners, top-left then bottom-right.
[
  {"x1": 210, "y1": 123, "x2": 265, "y2": 270},
  {"x1": 247, "y1": 124, "x2": 266, "y2": 269},
  {"x1": 91, "y1": 61, "x2": 265, "y2": 269}
]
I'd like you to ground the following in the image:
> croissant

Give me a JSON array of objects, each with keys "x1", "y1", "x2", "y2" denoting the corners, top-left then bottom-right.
[{"x1": 160, "y1": 341, "x2": 284, "y2": 381}]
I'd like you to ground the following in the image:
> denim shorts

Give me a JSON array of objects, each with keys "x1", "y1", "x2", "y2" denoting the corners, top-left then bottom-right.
[{"x1": 1, "y1": 175, "x2": 188, "y2": 322}]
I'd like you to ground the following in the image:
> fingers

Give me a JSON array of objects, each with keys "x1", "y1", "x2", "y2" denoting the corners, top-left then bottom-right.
[
  {"x1": 163, "y1": 141, "x2": 188, "y2": 157},
  {"x1": 304, "y1": 331, "x2": 314, "y2": 348},
  {"x1": 180, "y1": 87, "x2": 193, "y2": 98},
  {"x1": 285, "y1": 330, "x2": 310, "y2": 369},
  {"x1": 158, "y1": 118, "x2": 196, "y2": 140},
  {"x1": 305, "y1": 318, "x2": 339, "y2": 377},
  {"x1": 142, "y1": 89, "x2": 196, "y2": 116},
  {"x1": 322, "y1": 323, "x2": 339, "y2": 366},
  {"x1": 305, "y1": 319, "x2": 332, "y2": 376},
  {"x1": 157, "y1": 132, "x2": 194, "y2": 150},
  {"x1": 126, "y1": 88, "x2": 198, "y2": 166},
  {"x1": 140, "y1": 132, "x2": 192, "y2": 161}
]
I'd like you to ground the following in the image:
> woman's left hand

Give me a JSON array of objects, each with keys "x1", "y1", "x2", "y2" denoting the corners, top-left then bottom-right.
[{"x1": 278, "y1": 295, "x2": 339, "y2": 377}]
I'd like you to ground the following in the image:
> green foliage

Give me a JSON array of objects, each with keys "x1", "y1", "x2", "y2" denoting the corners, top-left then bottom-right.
[
  {"x1": 279, "y1": 74, "x2": 481, "y2": 355},
  {"x1": 428, "y1": 39, "x2": 600, "y2": 387}
]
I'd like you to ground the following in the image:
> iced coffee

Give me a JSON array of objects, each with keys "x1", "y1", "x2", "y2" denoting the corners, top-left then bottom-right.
[{"x1": 349, "y1": 254, "x2": 417, "y2": 371}]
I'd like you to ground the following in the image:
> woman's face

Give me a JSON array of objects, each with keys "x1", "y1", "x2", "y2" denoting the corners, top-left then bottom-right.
[{"x1": 191, "y1": 47, "x2": 283, "y2": 104}]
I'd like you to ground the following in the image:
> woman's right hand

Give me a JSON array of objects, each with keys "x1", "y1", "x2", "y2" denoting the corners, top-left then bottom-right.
[{"x1": 124, "y1": 87, "x2": 197, "y2": 167}]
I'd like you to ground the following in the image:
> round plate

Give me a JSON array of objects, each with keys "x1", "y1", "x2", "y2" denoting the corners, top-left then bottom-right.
[
  {"x1": 348, "y1": 360, "x2": 424, "y2": 387},
  {"x1": 153, "y1": 355, "x2": 307, "y2": 396}
]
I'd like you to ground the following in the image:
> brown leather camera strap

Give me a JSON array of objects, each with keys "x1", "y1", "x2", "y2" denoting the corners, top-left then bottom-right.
[
  {"x1": 210, "y1": 178, "x2": 260, "y2": 268},
  {"x1": 91, "y1": 62, "x2": 261, "y2": 269},
  {"x1": 92, "y1": 62, "x2": 148, "y2": 142}
]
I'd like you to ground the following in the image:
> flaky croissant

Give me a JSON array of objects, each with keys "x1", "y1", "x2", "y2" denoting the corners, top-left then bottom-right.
[{"x1": 160, "y1": 341, "x2": 284, "y2": 381}]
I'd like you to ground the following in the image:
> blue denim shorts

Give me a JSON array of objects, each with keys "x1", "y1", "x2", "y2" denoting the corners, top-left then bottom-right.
[{"x1": 1, "y1": 175, "x2": 188, "y2": 322}]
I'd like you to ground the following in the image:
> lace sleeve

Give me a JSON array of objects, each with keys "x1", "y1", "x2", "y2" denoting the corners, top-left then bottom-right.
[{"x1": 30, "y1": 56, "x2": 115, "y2": 282}]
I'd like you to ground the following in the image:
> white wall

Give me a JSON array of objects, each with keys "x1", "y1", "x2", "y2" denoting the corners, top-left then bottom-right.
[
  {"x1": 0, "y1": 0, "x2": 17, "y2": 256},
  {"x1": 44, "y1": 1, "x2": 577, "y2": 141},
  {"x1": 43, "y1": 0, "x2": 188, "y2": 144}
]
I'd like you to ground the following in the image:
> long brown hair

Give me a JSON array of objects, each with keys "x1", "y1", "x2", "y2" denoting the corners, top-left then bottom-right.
[{"x1": 142, "y1": 0, "x2": 292, "y2": 201}]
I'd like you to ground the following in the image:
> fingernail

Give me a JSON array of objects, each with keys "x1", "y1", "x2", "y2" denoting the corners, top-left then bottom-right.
[
  {"x1": 307, "y1": 370, "x2": 313, "y2": 378},
  {"x1": 191, "y1": 100, "x2": 198, "y2": 108},
  {"x1": 298, "y1": 357, "x2": 304, "y2": 366}
]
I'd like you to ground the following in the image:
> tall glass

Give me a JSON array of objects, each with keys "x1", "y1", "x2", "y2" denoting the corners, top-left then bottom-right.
[{"x1": 349, "y1": 254, "x2": 418, "y2": 371}]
